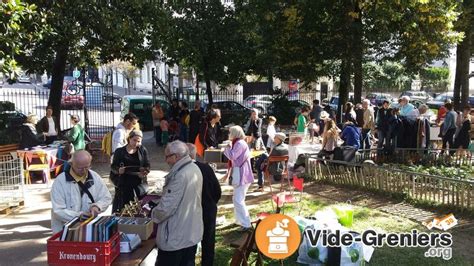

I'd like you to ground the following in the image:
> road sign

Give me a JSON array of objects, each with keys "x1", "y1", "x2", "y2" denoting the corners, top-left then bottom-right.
[{"x1": 73, "y1": 70, "x2": 80, "y2": 79}]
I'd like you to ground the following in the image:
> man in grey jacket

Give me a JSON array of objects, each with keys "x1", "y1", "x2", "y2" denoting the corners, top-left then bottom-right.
[
  {"x1": 152, "y1": 141, "x2": 203, "y2": 265},
  {"x1": 50, "y1": 150, "x2": 112, "y2": 234}
]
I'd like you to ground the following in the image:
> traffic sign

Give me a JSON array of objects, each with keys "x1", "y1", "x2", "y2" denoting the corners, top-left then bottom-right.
[{"x1": 73, "y1": 70, "x2": 80, "y2": 79}]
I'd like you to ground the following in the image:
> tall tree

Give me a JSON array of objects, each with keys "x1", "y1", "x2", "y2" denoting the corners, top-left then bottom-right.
[
  {"x1": 453, "y1": 0, "x2": 474, "y2": 110},
  {"x1": 15, "y1": 1, "x2": 164, "y2": 126},
  {"x1": 157, "y1": 1, "x2": 245, "y2": 104}
]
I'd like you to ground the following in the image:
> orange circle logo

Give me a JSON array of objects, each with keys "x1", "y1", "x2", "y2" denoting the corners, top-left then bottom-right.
[{"x1": 255, "y1": 214, "x2": 301, "y2": 259}]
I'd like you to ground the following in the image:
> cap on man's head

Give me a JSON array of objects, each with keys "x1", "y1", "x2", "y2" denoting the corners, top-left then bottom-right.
[{"x1": 274, "y1": 132, "x2": 286, "y2": 142}]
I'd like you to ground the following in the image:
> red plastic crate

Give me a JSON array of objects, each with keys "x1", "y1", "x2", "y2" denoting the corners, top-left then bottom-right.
[{"x1": 47, "y1": 231, "x2": 120, "y2": 266}]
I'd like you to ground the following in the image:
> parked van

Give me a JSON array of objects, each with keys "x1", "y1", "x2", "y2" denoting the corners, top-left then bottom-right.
[{"x1": 120, "y1": 95, "x2": 170, "y2": 130}]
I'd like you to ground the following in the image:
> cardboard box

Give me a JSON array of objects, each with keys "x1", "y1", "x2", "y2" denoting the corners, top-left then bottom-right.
[
  {"x1": 204, "y1": 149, "x2": 226, "y2": 163},
  {"x1": 117, "y1": 217, "x2": 153, "y2": 240}
]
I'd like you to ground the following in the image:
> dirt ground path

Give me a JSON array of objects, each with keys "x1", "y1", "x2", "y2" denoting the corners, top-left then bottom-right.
[{"x1": 218, "y1": 180, "x2": 474, "y2": 262}]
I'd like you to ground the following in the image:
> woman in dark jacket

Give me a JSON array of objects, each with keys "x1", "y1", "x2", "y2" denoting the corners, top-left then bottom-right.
[
  {"x1": 199, "y1": 109, "x2": 221, "y2": 149},
  {"x1": 454, "y1": 105, "x2": 472, "y2": 156},
  {"x1": 110, "y1": 130, "x2": 150, "y2": 213},
  {"x1": 19, "y1": 114, "x2": 43, "y2": 149}
]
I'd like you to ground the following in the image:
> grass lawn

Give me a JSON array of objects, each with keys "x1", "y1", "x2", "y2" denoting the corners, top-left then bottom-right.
[{"x1": 213, "y1": 197, "x2": 471, "y2": 266}]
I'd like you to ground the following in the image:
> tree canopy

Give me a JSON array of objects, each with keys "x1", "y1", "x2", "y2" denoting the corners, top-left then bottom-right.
[
  {"x1": 0, "y1": 0, "x2": 468, "y2": 113},
  {"x1": 0, "y1": 0, "x2": 47, "y2": 79}
]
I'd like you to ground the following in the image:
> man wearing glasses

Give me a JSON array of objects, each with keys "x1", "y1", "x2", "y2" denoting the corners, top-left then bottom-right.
[
  {"x1": 152, "y1": 141, "x2": 204, "y2": 265},
  {"x1": 50, "y1": 150, "x2": 112, "y2": 234}
]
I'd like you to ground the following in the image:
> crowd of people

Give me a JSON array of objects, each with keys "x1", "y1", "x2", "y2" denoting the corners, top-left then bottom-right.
[
  {"x1": 46, "y1": 94, "x2": 472, "y2": 265},
  {"x1": 301, "y1": 96, "x2": 472, "y2": 159},
  {"x1": 19, "y1": 106, "x2": 86, "y2": 153}
]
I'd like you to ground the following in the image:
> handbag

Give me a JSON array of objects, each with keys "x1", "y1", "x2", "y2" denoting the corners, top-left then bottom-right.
[
  {"x1": 194, "y1": 122, "x2": 208, "y2": 157},
  {"x1": 231, "y1": 167, "x2": 241, "y2": 186}
]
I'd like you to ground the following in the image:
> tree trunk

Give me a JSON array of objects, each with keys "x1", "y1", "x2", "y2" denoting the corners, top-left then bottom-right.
[
  {"x1": 352, "y1": 3, "x2": 363, "y2": 105},
  {"x1": 453, "y1": 45, "x2": 461, "y2": 110},
  {"x1": 48, "y1": 46, "x2": 68, "y2": 130},
  {"x1": 460, "y1": 31, "x2": 471, "y2": 108},
  {"x1": 454, "y1": 32, "x2": 471, "y2": 110},
  {"x1": 338, "y1": 58, "x2": 351, "y2": 124},
  {"x1": 337, "y1": 1, "x2": 354, "y2": 124},
  {"x1": 206, "y1": 78, "x2": 213, "y2": 105}
]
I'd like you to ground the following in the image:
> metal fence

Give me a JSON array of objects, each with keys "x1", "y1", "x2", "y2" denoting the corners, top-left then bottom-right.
[
  {"x1": 306, "y1": 157, "x2": 474, "y2": 211},
  {"x1": 0, "y1": 153, "x2": 24, "y2": 212},
  {"x1": 0, "y1": 84, "x2": 118, "y2": 141},
  {"x1": 356, "y1": 148, "x2": 474, "y2": 167},
  {"x1": 161, "y1": 89, "x2": 319, "y2": 115}
]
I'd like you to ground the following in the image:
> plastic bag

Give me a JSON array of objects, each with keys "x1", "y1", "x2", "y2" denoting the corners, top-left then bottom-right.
[
  {"x1": 332, "y1": 202, "x2": 354, "y2": 227},
  {"x1": 297, "y1": 222, "x2": 328, "y2": 265},
  {"x1": 340, "y1": 232, "x2": 374, "y2": 265}
]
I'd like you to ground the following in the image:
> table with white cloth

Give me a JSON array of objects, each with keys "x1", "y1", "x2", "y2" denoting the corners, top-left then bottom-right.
[{"x1": 288, "y1": 142, "x2": 322, "y2": 165}]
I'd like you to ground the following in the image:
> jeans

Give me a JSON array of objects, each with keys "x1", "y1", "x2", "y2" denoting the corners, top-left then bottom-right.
[
  {"x1": 442, "y1": 128, "x2": 456, "y2": 155},
  {"x1": 155, "y1": 245, "x2": 197, "y2": 266},
  {"x1": 233, "y1": 183, "x2": 251, "y2": 228},
  {"x1": 179, "y1": 124, "x2": 188, "y2": 142},
  {"x1": 377, "y1": 130, "x2": 391, "y2": 156},
  {"x1": 154, "y1": 127, "x2": 162, "y2": 145},
  {"x1": 255, "y1": 153, "x2": 268, "y2": 187},
  {"x1": 361, "y1": 129, "x2": 371, "y2": 150}
]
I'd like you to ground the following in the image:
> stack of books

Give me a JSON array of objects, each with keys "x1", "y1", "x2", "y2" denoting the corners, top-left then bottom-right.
[{"x1": 60, "y1": 216, "x2": 118, "y2": 242}]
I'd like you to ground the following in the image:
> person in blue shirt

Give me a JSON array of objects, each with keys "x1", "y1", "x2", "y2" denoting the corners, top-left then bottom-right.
[
  {"x1": 341, "y1": 121, "x2": 361, "y2": 150},
  {"x1": 399, "y1": 96, "x2": 416, "y2": 120},
  {"x1": 442, "y1": 102, "x2": 457, "y2": 155}
]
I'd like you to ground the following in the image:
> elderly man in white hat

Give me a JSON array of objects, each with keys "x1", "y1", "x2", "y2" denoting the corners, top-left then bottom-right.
[{"x1": 254, "y1": 132, "x2": 289, "y2": 192}]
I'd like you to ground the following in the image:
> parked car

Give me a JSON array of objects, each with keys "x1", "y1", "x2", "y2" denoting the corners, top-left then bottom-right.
[
  {"x1": 267, "y1": 98, "x2": 310, "y2": 125},
  {"x1": 400, "y1": 90, "x2": 433, "y2": 103},
  {"x1": 365, "y1": 93, "x2": 395, "y2": 106},
  {"x1": 426, "y1": 93, "x2": 453, "y2": 110},
  {"x1": 43, "y1": 76, "x2": 78, "y2": 89},
  {"x1": 243, "y1": 95, "x2": 274, "y2": 113},
  {"x1": 61, "y1": 84, "x2": 84, "y2": 109},
  {"x1": 102, "y1": 91, "x2": 122, "y2": 103},
  {"x1": 17, "y1": 74, "x2": 31, "y2": 83},
  {"x1": 120, "y1": 95, "x2": 170, "y2": 130},
  {"x1": 328, "y1": 95, "x2": 356, "y2": 111},
  {"x1": 204, "y1": 100, "x2": 251, "y2": 126},
  {"x1": 0, "y1": 106, "x2": 26, "y2": 130}
]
